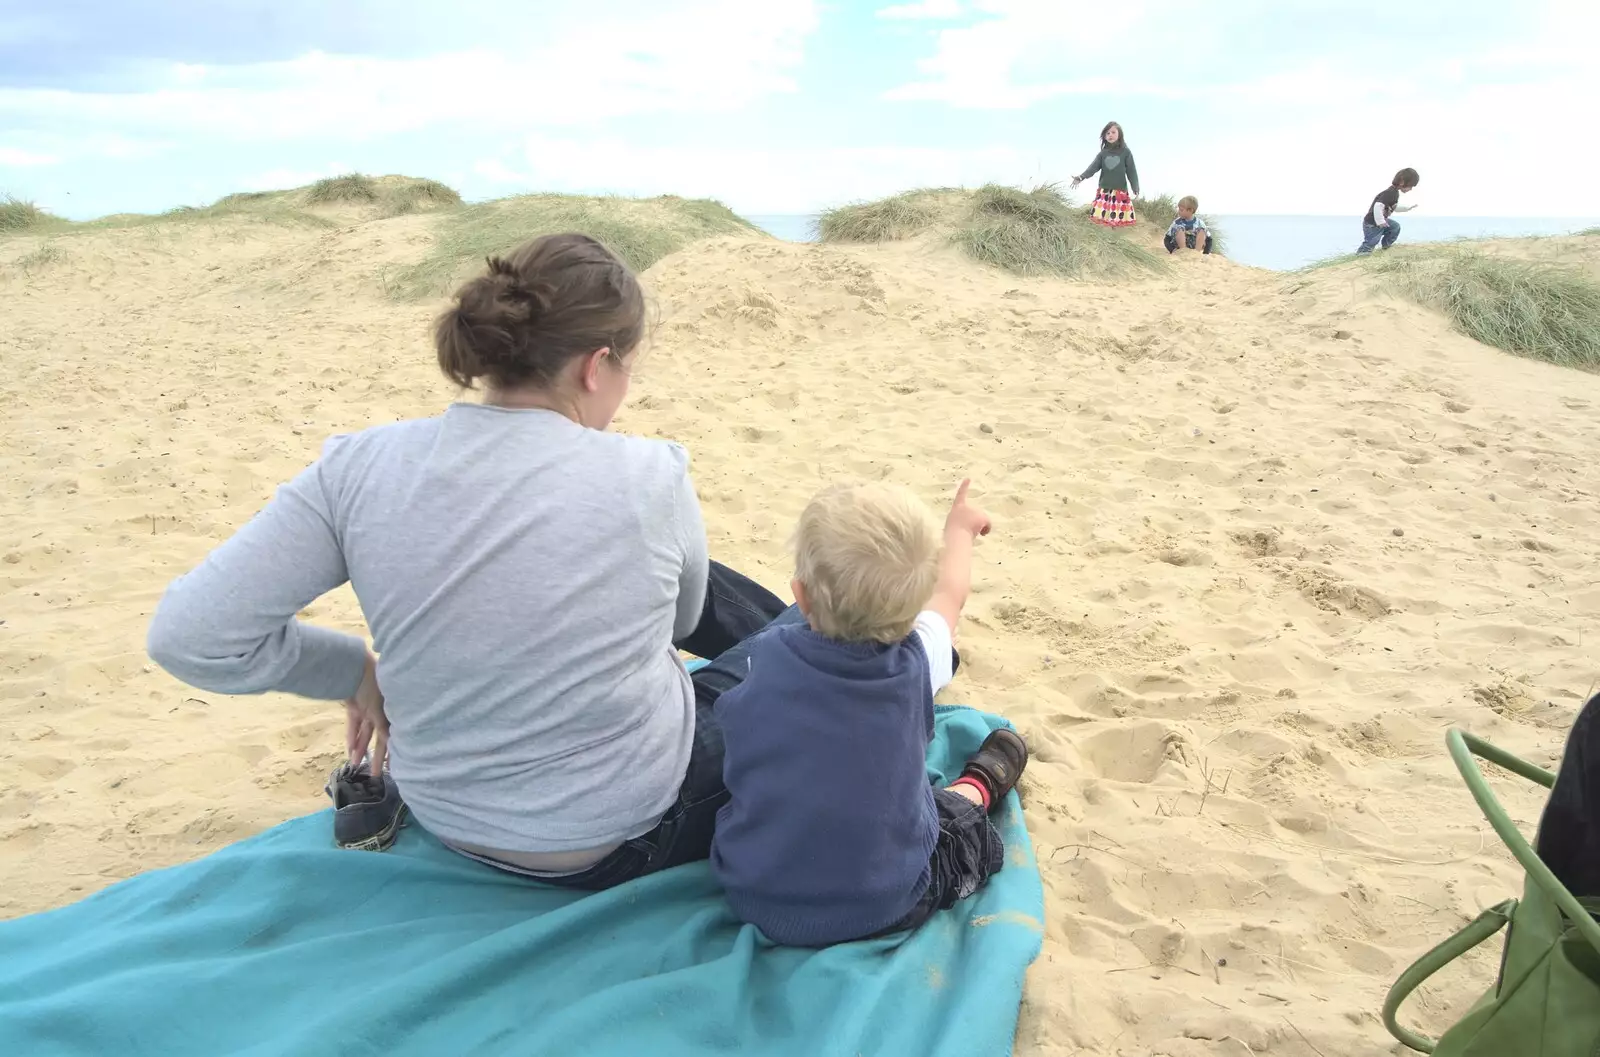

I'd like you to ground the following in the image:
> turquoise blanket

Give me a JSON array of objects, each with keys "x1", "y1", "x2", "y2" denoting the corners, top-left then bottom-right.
[{"x1": 0, "y1": 706, "x2": 1042, "y2": 1057}]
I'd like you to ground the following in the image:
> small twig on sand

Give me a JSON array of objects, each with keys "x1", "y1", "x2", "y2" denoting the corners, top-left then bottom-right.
[
  {"x1": 1106, "y1": 961, "x2": 1202, "y2": 979},
  {"x1": 1195, "y1": 757, "x2": 1234, "y2": 816},
  {"x1": 1223, "y1": 1037, "x2": 1257, "y2": 1056},
  {"x1": 1285, "y1": 1020, "x2": 1328, "y2": 1057},
  {"x1": 1106, "y1": 962, "x2": 1154, "y2": 975},
  {"x1": 1393, "y1": 893, "x2": 1448, "y2": 914},
  {"x1": 1048, "y1": 843, "x2": 1144, "y2": 870}
]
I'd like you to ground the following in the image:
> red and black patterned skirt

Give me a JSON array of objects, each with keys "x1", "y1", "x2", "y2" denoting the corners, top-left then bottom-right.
[{"x1": 1090, "y1": 188, "x2": 1136, "y2": 227}]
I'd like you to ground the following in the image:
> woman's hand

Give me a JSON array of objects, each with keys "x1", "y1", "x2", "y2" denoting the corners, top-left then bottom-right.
[{"x1": 344, "y1": 651, "x2": 390, "y2": 775}]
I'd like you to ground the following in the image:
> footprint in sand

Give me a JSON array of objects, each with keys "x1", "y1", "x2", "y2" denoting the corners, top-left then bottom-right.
[{"x1": 1077, "y1": 722, "x2": 1193, "y2": 783}]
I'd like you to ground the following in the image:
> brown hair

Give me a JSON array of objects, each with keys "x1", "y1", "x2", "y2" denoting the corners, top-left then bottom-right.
[
  {"x1": 1178, "y1": 195, "x2": 1199, "y2": 211},
  {"x1": 434, "y1": 233, "x2": 646, "y2": 391},
  {"x1": 1393, "y1": 168, "x2": 1420, "y2": 189}
]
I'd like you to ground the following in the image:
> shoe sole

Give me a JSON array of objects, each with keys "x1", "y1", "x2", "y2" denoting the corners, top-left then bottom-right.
[{"x1": 335, "y1": 802, "x2": 409, "y2": 852}]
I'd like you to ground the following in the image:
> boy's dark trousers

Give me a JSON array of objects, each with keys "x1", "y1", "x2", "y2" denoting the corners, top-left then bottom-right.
[{"x1": 1164, "y1": 231, "x2": 1213, "y2": 254}]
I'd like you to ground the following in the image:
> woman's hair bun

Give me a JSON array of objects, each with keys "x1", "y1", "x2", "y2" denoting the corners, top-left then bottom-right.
[
  {"x1": 482, "y1": 255, "x2": 548, "y2": 319},
  {"x1": 433, "y1": 233, "x2": 646, "y2": 392}
]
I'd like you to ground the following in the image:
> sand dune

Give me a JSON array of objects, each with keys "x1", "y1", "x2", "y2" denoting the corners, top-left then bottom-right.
[{"x1": 3, "y1": 198, "x2": 1599, "y2": 1055}]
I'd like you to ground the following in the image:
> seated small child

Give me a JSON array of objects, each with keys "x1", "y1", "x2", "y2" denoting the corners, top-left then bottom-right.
[
  {"x1": 711, "y1": 479, "x2": 1029, "y2": 947},
  {"x1": 1164, "y1": 196, "x2": 1213, "y2": 254}
]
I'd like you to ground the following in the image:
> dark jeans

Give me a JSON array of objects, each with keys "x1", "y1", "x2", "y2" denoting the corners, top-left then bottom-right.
[
  {"x1": 874, "y1": 787, "x2": 1005, "y2": 937},
  {"x1": 1164, "y1": 231, "x2": 1213, "y2": 254},
  {"x1": 534, "y1": 562, "x2": 794, "y2": 891},
  {"x1": 1357, "y1": 218, "x2": 1400, "y2": 254},
  {"x1": 1537, "y1": 692, "x2": 1600, "y2": 900}
]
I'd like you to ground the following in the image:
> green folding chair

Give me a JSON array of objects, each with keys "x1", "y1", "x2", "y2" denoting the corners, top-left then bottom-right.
[{"x1": 1383, "y1": 727, "x2": 1600, "y2": 1056}]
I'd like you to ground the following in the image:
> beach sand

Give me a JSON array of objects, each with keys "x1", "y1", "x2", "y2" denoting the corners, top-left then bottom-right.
[{"x1": 3, "y1": 206, "x2": 1599, "y2": 1054}]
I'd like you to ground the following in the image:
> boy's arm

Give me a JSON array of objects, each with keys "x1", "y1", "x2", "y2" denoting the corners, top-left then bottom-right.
[
  {"x1": 1370, "y1": 200, "x2": 1388, "y2": 226},
  {"x1": 926, "y1": 479, "x2": 991, "y2": 637},
  {"x1": 927, "y1": 527, "x2": 977, "y2": 637}
]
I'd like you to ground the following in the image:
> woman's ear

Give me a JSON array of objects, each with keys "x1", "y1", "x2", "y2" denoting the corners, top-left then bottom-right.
[{"x1": 579, "y1": 347, "x2": 612, "y2": 393}]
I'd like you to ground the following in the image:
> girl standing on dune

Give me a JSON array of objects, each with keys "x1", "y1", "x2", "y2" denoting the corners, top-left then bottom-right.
[{"x1": 1070, "y1": 121, "x2": 1140, "y2": 227}]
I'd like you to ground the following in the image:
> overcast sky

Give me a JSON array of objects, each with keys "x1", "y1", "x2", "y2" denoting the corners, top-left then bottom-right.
[{"x1": 2, "y1": 0, "x2": 1595, "y2": 219}]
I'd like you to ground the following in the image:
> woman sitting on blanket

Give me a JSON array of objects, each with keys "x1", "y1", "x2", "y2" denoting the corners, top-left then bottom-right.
[{"x1": 147, "y1": 233, "x2": 790, "y2": 888}]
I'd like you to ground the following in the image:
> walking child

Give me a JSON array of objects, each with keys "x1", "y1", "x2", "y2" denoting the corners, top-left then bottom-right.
[
  {"x1": 1071, "y1": 121, "x2": 1140, "y2": 227},
  {"x1": 1164, "y1": 196, "x2": 1213, "y2": 255},
  {"x1": 711, "y1": 479, "x2": 1029, "y2": 947},
  {"x1": 1357, "y1": 167, "x2": 1419, "y2": 254}
]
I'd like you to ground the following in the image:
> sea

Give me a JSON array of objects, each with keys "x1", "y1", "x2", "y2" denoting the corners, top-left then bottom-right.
[{"x1": 743, "y1": 214, "x2": 1600, "y2": 272}]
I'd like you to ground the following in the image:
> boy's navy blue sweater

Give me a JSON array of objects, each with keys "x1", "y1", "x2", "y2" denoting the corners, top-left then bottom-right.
[{"x1": 710, "y1": 622, "x2": 938, "y2": 946}]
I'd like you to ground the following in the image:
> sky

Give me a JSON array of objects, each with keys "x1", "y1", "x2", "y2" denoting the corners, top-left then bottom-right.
[{"x1": 1, "y1": 0, "x2": 1596, "y2": 220}]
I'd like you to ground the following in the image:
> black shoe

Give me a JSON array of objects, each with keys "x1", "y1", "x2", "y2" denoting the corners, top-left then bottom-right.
[
  {"x1": 325, "y1": 761, "x2": 407, "y2": 851},
  {"x1": 960, "y1": 729, "x2": 1029, "y2": 810}
]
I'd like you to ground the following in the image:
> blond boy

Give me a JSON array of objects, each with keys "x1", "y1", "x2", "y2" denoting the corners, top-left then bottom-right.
[
  {"x1": 710, "y1": 479, "x2": 1028, "y2": 946},
  {"x1": 1164, "y1": 195, "x2": 1213, "y2": 254}
]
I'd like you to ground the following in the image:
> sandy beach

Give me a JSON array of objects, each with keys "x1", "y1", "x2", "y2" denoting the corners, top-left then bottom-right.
[{"x1": 3, "y1": 195, "x2": 1599, "y2": 1055}]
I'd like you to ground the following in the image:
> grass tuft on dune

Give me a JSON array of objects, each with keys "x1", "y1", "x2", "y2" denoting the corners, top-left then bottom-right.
[
  {"x1": 1, "y1": 195, "x2": 64, "y2": 234},
  {"x1": 387, "y1": 193, "x2": 755, "y2": 301},
  {"x1": 302, "y1": 173, "x2": 461, "y2": 217},
  {"x1": 1371, "y1": 249, "x2": 1600, "y2": 372},
  {"x1": 953, "y1": 183, "x2": 1163, "y2": 278},
  {"x1": 16, "y1": 176, "x2": 468, "y2": 235},
  {"x1": 305, "y1": 174, "x2": 380, "y2": 205},
  {"x1": 379, "y1": 178, "x2": 462, "y2": 217},
  {"x1": 816, "y1": 191, "x2": 945, "y2": 243},
  {"x1": 817, "y1": 184, "x2": 1164, "y2": 279}
]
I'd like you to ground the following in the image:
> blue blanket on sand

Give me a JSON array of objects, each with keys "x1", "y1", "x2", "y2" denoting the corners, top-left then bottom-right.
[{"x1": 0, "y1": 705, "x2": 1042, "y2": 1057}]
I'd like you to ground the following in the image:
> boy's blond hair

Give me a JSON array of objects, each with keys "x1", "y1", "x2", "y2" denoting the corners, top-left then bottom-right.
[
  {"x1": 1178, "y1": 195, "x2": 1199, "y2": 212},
  {"x1": 794, "y1": 481, "x2": 941, "y2": 645}
]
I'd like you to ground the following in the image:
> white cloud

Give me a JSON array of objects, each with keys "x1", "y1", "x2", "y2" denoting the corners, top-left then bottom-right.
[
  {"x1": 0, "y1": 146, "x2": 59, "y2": 166},
  {"x1": 0, "y1": 1, "x2": 818, "y2": 141},
  {"x1": 490, "y1": 133, "x2": 1063, "y2": 214},
  {"x1": 883, "y1": 0, "x2": 1594, "y2": 109},
  {"x1": 881, "y1": 0, "x2": 1125, "y2": 107},
  {"x1": 877, "y1": 0, "x2": 964, "y2": 18}
]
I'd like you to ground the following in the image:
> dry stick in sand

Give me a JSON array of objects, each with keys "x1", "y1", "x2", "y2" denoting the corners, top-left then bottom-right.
[
  {"x1": 1285, "y1": 1019, "x2": 1328, "y2": 1057},
  {"x1": 1104, "y1": 961, "x2": 1203, "y2": 978},
  {"x1": 1196, "y1": 757, "x2": 1233, "y2": 816}
]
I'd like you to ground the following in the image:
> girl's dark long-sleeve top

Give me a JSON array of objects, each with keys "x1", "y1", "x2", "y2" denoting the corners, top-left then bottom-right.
[{"x1": 1078, "y1": 147, "x2": 1139, "y2": 196}]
